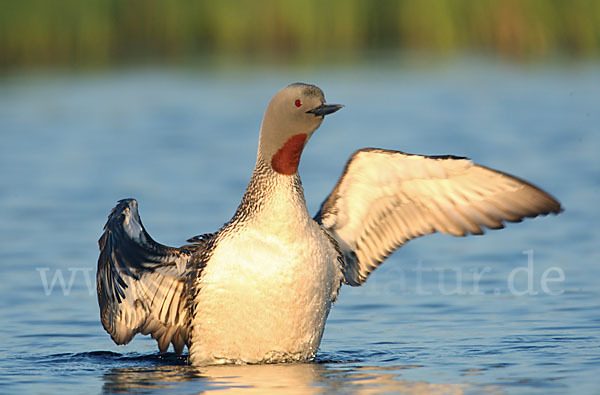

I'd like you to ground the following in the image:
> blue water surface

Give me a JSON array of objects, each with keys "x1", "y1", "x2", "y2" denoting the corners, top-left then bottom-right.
[{"x1": 0, "y1": 58, "x2": 599, "y2": 394}]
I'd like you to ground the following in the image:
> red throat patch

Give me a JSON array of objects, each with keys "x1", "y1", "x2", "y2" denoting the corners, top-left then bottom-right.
[{"x1": 271, "y1": 134, "x2": 308, "y2": 175}]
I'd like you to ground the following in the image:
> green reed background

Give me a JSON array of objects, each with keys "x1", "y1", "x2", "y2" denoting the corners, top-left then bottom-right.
[{"x1": 1, "y1": 0, "x2": 599, "y2": 69}]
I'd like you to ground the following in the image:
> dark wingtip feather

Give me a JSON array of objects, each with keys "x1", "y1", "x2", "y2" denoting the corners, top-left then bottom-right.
[{"x1": 552, "y1": 202, "x2": 564, "y2": 215}]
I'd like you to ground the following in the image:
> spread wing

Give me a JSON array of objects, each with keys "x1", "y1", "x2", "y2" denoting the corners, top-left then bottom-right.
[
  {"x1": 97, "y1": 199, "x2": 202, "y2": 354},
  {"x1": 315, "y1": 149, "x2": 562, "y2": 286}
]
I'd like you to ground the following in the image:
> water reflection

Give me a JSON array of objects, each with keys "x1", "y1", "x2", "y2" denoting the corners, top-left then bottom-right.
[{"x1": 102, "y1": 360, "x2": 473, "y2": 394}]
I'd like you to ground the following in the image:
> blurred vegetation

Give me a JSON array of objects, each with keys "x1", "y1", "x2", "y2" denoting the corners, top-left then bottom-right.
[{"x1": 1, "y1": 0, "x2": 599, "y2": 69}]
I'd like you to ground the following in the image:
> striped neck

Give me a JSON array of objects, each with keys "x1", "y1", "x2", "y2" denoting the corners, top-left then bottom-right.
[{"x1": 227, "y1": 157, "x2": 306, "y2": 228}]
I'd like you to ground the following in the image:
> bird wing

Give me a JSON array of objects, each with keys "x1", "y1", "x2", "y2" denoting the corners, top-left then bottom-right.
[
  {"x1": 315, "y1": 148, "x2": 562, "y2": 286},
  {"x1": 97, "y1": 199, "x2": 203, "y2": 354}
]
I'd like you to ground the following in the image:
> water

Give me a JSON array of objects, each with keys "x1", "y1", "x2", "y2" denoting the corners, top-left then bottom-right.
[{"x1": 1, "y1": 58, "x2": 599, "y2": 393}]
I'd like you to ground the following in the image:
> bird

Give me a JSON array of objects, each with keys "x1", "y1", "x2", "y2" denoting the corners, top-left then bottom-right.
[{"x1": 97, "y1": 82, "x2": 562, "y2": 365}]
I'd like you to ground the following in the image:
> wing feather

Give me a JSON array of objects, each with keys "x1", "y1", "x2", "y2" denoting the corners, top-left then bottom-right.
[
  {"x1": 315, "y1": 149, "x2": 562, "y2": 286},
  {"x1": 97, "y1": 199, "x2": 202, "y2": 353}
]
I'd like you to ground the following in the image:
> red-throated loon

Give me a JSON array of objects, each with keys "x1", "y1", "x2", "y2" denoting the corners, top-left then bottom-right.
[{"x1": 97, "y1": 82, "x2": 562, "y2": 365}]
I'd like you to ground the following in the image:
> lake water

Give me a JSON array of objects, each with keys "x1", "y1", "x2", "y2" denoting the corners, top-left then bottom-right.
[{"x1": 1, "y1": 58, "x2": 599, "y2": 394}]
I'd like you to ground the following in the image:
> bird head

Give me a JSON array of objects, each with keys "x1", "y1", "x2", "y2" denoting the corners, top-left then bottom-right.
[{"x1": 258, "y1": 83, "x2": 343, "y2": 175}]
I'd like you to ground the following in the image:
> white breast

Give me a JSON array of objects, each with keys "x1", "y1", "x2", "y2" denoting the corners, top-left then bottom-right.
[{"x1": 188, "y1": 188, "x2": 342, "y2": 365}]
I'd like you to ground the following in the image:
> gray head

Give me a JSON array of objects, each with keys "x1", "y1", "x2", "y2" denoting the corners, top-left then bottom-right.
[{"x1": 258, "y1": 83, "x2": 343, "y2": 175}]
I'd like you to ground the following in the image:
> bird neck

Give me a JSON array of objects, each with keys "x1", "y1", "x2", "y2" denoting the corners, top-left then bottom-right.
[
  {"x1": 258, "y1": 116, "x2": 310, "y2": 176},
  {"x1": 270, "y1": 133, "x2": 307, "y2": 175},
  {"x1": 228, "y1": 156, "x2": 308, "y2": 227}
]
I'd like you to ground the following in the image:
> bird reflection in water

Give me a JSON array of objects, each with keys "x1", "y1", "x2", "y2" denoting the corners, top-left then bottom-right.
[{"x1": 102, "y1": 354, "x2": 477, "y2": 394}]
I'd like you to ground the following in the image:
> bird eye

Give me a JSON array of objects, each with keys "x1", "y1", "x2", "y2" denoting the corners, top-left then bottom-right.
[{"x1": 295, "y1": 99, "x2": 302, "y2": 107}]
